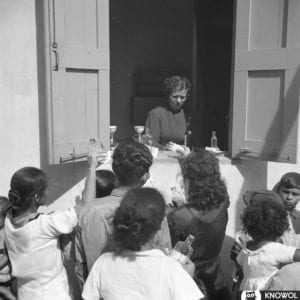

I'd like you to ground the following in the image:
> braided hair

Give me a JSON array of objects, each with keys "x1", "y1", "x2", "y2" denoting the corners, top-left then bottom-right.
[
  {"x1": 113, "y1": 187, "x2": 165, "y2": 252},
  {"x1": 8, "y1": 167, "x2": 47, "y2": 217}
]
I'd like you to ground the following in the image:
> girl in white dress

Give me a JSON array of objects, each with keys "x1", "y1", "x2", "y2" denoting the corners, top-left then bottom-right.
[
  {"x1": 237, "y1": 197, "x2": 300, "y2": 291},
  {"x1": 5, "y1": 151, "x2": 100, "y2": 300},
  {"x1": 82, "y1": 187, "x2": 204, "y2": 300}
]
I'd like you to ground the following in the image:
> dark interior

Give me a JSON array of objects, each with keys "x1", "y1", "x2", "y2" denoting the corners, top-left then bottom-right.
[{"x1": 110, "y1": 0, "x2": 234, "y2": 151}]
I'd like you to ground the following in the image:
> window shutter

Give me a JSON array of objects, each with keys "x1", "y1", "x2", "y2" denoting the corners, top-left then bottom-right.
[
  {"x1": 230, "y1": 0, "x2": 300, "y2": 163},
  {"x1": 45, "y1": 0, "x2": 110, "y2": 164}
]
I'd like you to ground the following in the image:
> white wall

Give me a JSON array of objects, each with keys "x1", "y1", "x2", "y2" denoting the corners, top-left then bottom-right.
[{"x1": 0, "y1": 0, "x2": 40, "y2": 195}]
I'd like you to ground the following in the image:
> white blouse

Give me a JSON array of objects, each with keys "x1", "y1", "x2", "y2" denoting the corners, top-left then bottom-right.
[
  {"x1": 5, "y1": 208, "x2": 77, "y2": 300},
  {"x1": 82, "y1": 248, "x2": 204, "y2": 300},
  {"x1": 237, "y1": 242, "x2": 296, "y2": 291}
]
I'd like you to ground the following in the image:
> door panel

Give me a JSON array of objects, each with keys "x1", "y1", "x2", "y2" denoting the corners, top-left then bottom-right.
[
  {"x1": 46, "y1": 0, "x2": 109, "y2": 164},
  {"x1": 231, "y1": 0, "x2": 300, "y2": 163}
]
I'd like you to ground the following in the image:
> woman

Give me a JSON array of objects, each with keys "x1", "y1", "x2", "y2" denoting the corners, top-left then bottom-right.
[
  {"x1": 167, "y1": 149, "x2": 231, "y2": 300},
  {"x1": 145, "y1": 76, "x2": 191, "y2": 150},
  {"x1": 82, "y1": 187, "x2": 204, "y2": 300}
]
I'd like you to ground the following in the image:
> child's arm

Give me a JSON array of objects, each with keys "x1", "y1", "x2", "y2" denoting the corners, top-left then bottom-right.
[{"x1": 80, "y1": 150, "x2": 98, "y2": 206}]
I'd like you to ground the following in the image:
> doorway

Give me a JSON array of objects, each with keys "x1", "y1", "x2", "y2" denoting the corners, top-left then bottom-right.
[{"x1": 193, "y1": 0, "x2": 234, "y2": 151}]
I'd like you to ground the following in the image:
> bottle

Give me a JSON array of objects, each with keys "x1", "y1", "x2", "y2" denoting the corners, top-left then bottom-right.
[
  {"x1": 169, "y1": 234, "x2": 195, "y2": 264},
  {"x1": 89, "y1": 138, "x2": 99, "y2": 152},
  {"x1": 184, "y1": 117, "x2": 192, "y2": 149},
  {"x1": 89, "y1": 138, "x2": 107, "y2": 162},
  {"x1": 210, "y1": 131, "x2": 218, "y2": 148},
  {"x1": 184, "y1": 130, "x2": 192, "y2": 149}
]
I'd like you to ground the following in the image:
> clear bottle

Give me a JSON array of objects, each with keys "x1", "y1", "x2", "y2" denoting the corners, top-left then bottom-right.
[
  {"x1": 210, "y1": 131, "x2": 218, "y2": 148},
  {"x1": 184, "y1": 117, "x2": 192, "y2": 149},
  {"x1": 169, "y1": 234, "x2": 195, "y2": 264},
  {"x1": 89, "y1": 138, "x2": 99, "y2": 152},
  {"x1": 184, "y1": 130, "x2": 192, "y2": 149},
  {"x1": 89, "y1": 138, "x2": 107, "y2": 162}
]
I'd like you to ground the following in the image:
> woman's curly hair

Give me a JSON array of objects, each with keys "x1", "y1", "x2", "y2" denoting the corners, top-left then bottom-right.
[
  {"x1": 113, "y1": 187, "x2": 165, "y2": 252},
  {"x1": 241, "y1": 198, "x2": 289, "y2": 242},
  {"x1": 112, "y1": 140, "x2": 153, "y2": 186},
  {"x1": 180, "y1": 149, "x2": 229, "y2": 212},
  {"x1": 163, "y1": 76, "x2": 191, "y2": 96}
]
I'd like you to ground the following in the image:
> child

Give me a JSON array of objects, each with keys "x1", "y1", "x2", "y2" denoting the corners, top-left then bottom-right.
[
  {"x1": 95, "y1": 169, "x2": 116, "y2": 198},
  {"x1": 230, "y1": 190, "x2": 283, "y2": 290},
  {"x1": 82, "y1": 187, "x2": 204, "y2": 300},
  {"x1": 273, "y1": 172, "x2": 300, "y2": 247},
  {"x1": 73, "y1": 169, "x2": 116, "y2": 290},
  {"x1": 0, "y1": 196, "x2": 15, "y2": 300},
  {"x1": 237, "y1": 196, "x2": 300, "y2": 291},
  {"x1": 4, "y1": 151, "x2": 99, "y2": 300}
]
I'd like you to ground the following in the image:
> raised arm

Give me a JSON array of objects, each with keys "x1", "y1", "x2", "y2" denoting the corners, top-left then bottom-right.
[{"x1": 81, "y1": 150, "x2": 98, "y2": 206}]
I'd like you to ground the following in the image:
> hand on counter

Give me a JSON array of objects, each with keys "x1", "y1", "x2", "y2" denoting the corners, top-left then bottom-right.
[{"x1": 165, "y1": 142, "x2": 191, "y2": 157}]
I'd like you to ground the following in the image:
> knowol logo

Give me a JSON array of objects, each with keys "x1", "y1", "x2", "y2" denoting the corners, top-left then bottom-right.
[{"x1": 241, "y1": 291, "x2": 262, "y2": 300}]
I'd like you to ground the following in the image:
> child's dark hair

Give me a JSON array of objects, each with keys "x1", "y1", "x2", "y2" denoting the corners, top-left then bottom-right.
[
  {"x1": 112, "y1": 140, "x2": 152, "y2": 186},
  {"x1": 96, "y1": 170, "x2": 116, "y2": 198},
  {"x1": 8, "y1": 167, "x2": 47, "y2": 217},
  {"x1": 0, "y1": 197, "x2": 11, "y2": 218},
  {"x1": 113, "y1": 187, "x2": 165, "y2": 252},
  {"x1": 278, "y1": 172, "x2": 300, "y2": 190},
  {"x1": 241, "y1": 198, "x2": 289, "y2": 242}
]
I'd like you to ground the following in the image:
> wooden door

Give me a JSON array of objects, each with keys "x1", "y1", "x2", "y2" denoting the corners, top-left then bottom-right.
[
  {"x1": 45, "y1": 0, "x2": 110, "y2": 164},
  {"x1": 230, "y1": 0, "x2": 300, "y2": 163}
]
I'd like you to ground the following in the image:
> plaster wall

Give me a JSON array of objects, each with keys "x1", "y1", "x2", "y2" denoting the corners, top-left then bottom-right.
[{"x1": 0, "y1": 0, "x2": 40, "y2": 195}]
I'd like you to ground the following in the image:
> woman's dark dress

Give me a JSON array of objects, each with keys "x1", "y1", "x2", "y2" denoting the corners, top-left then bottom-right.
[{"x1": 167, "y1": 200, "x2": 231, "y2": 300}]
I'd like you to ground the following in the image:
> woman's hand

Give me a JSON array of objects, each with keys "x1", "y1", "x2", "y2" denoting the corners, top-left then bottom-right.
[
  {"x1": 165, "y1": 142, "x2": 190, "y2": 156},
  {"x1": 182, "y1": 258, "x2": 195, "y2": 277},
  {"x1": 165, "y1": 142, "x2": 183, "y2": 152}
]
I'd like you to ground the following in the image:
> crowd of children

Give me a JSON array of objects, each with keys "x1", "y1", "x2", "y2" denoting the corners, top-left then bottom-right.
[{"x1": 1, "y1": 143, "x2": 300, "y2": 299}]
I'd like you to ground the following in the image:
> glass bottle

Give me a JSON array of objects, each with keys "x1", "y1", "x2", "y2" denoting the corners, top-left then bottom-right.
[
  {"x1": 169, "y1": 234, "x2": 195, "y2": 264},
  {"x1": 109, "y1": 126, "x2": 118, "y2": 151},
  {"x1": 184, "y1": 130, "x2": 192, "y2": 149},
  {"x1": 210, "y1": 131, "x2": 218, "y2": 148},
  {"x1": 89, "y1": 138, "x2": 107, "y2": 162},
  {"x1": 184, "y1": 117, "x2": 192, "y2": 149},
  {"x1": 89, "y1": 138, "x2": 99, "y2": 152}
]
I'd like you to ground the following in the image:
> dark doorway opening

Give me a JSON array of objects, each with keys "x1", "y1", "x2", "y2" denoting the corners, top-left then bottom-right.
[{"x1": 193, "y1": 0, "x2": 234, "y2": 151}]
